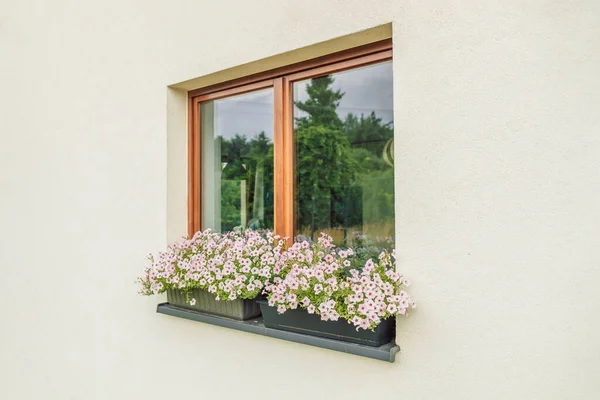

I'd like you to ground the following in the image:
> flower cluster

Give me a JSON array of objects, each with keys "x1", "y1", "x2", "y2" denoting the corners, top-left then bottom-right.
[
  {"x1": 266, "y1": 233, "x2": 415, "y2": 330},
  {"x1": 138, "y1": 230, "x2": 414, "y2": 330},
  {"x1": 138, "y1": 229, "x2": 285, "y2": 302}
]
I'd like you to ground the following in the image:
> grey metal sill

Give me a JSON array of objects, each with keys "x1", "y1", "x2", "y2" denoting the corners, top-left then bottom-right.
[{"x1": 157, "y1": 303, "x2": 400, "y2": 363}]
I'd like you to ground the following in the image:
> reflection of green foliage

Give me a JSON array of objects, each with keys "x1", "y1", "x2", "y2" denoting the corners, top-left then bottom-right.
[
  {"x1": 296, "y1": 75, "x2": 344, "y2": 129},
  {"x1": 296, "y1": 124, "x2": 357, "y2": 231},
  {"x1": 295, "y1": 74, "x2": 395, "y2": 244},
  {"x1": 351, "y1": 148, "x2": 388, "y2": 173},
  {"x1": 360, "y1": 169, "x2": 394, "y2": 225},
  {"x1": 344, "y1": 112, "x2": 393, "y2": 157},
  {"x1": 219, "y1": 132, "x2": 274, "y2": 231},
  {"x1": 221, "y1": 180, "x2": 241, "y2": 230}
]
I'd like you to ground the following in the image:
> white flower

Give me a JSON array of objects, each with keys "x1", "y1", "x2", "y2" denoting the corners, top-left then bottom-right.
[{"x1": 189, "y1": 298, "x2": 197, "y2": 306}]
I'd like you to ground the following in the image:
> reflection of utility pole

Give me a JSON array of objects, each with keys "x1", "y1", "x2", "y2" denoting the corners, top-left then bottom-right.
[
  {"x1": 343, "y1": 192, "x2": 348, "y2": 245},
  {"x1": 240, "y1": 179, "x2": 247, "y2": 228},
  {"x1": 252, "y1": 163, "x2": 264, "y2": 224},
  {"x1": 311, "y1": 198, "x2": 315, "y2": 241}
]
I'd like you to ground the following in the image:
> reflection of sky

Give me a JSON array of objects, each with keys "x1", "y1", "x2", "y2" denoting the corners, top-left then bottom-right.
[
  {"x1": 295, "y1": 61, "x2": 393, "y2": 124},
  {"x1": 210, "y1": 61, "x2": 393, "y2": 140},
  {"x1": 214, "y1": 88, "x2": 274, "y2": 140}
]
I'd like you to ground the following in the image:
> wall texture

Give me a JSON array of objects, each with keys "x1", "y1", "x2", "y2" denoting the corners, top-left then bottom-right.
[{"x1": 2, "y1": 0, "x2": 600, "y2": 399}]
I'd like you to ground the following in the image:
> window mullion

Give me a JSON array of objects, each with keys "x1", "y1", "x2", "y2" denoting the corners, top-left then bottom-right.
[{"x1": 273, "y1": 77, "x2": 294, "y2": 243}]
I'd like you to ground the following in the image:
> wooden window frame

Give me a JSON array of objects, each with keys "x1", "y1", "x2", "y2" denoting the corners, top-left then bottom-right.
[{"x1": 188, "y1": 39, "x2": 392, "y2": 240}]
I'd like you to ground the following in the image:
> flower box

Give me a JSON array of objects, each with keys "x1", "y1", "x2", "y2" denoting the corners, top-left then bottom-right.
[
  {"x1": 258, "y1": 300, "x2": 396, "y2": 347},
  {"x1": 167, "y1": 289, "x2": 261, "y2": 321}
]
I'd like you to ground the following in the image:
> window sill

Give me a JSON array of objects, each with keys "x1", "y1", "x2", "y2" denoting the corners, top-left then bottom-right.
[{"x1": 157, "y1": 303, "x2": 400, "y2": 363}]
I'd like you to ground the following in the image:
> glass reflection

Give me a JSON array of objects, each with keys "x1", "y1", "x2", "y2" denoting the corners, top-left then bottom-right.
[
  {"x1": 293, "y1": 62, "x2": 395, "y2": 261},
  {"x1": 201, "y1": 88, "x2": 274, "y2": 232}
]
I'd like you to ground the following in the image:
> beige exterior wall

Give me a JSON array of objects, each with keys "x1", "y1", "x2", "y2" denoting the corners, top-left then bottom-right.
[{"x1": 2, "y1": 1, "x2": 600, "y2": 399}]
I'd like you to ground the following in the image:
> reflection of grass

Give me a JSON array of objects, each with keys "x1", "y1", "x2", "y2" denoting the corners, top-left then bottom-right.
[{"x1": 298, "y1": 221, "x2": 394, "y2": 247}]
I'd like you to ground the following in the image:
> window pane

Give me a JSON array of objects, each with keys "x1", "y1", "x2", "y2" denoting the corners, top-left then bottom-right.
[
  {"x1": 293, "y1": 62, "x2": 394, "y2": 255},
  {"x1": 201, "y1": 88, "x2": 274, "y2": 232}
]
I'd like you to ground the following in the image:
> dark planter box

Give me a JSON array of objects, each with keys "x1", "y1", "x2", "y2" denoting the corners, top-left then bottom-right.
[
  {"x1": 258, "y1": 300, "x2": 395, "y2": 347},
  {"x1": 167, "y1": 289, "x2": 261, "y2": 321}
]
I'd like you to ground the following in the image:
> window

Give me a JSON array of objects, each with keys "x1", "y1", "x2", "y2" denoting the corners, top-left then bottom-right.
[
  {"x1": 189, "y1": 40, "x2": 393, "y2": 254},
  {"x1": 200, "y1": 88, "x2": 275, "y2": 232}
]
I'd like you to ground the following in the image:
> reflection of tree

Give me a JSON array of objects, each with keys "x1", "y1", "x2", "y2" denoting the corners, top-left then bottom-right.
[
  {"x1": 295, "y1": 125, "x2": 356, "y2": 236},
  {"x1": 219, "y1": 132, "x2": 274, "y2": 232},
  {"x1": 296, "y1": 75, "x2": 344, "y2": 129},
  {"x1": 344, "y1": 112, "x2": 393, "y2": 157},
  {"x1": 295, "y1": 74, "x2": 395, "y2": 248}
]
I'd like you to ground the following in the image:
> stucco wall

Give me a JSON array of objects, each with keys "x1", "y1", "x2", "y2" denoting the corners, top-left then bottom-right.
[{"x1": 2, "y1": 1, "x2": 600, "y2": 399}]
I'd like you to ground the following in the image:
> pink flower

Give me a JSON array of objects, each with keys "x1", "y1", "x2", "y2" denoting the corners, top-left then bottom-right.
[
  {"x1": 189, "y1": 298, "x2": 196, "y2": 306},
  {"x1": 315, "y1": 270, "x2": 324, "y2": 281},
  {"x1": 139, "y1": 228, "x2": 413, "y2": 331}
]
